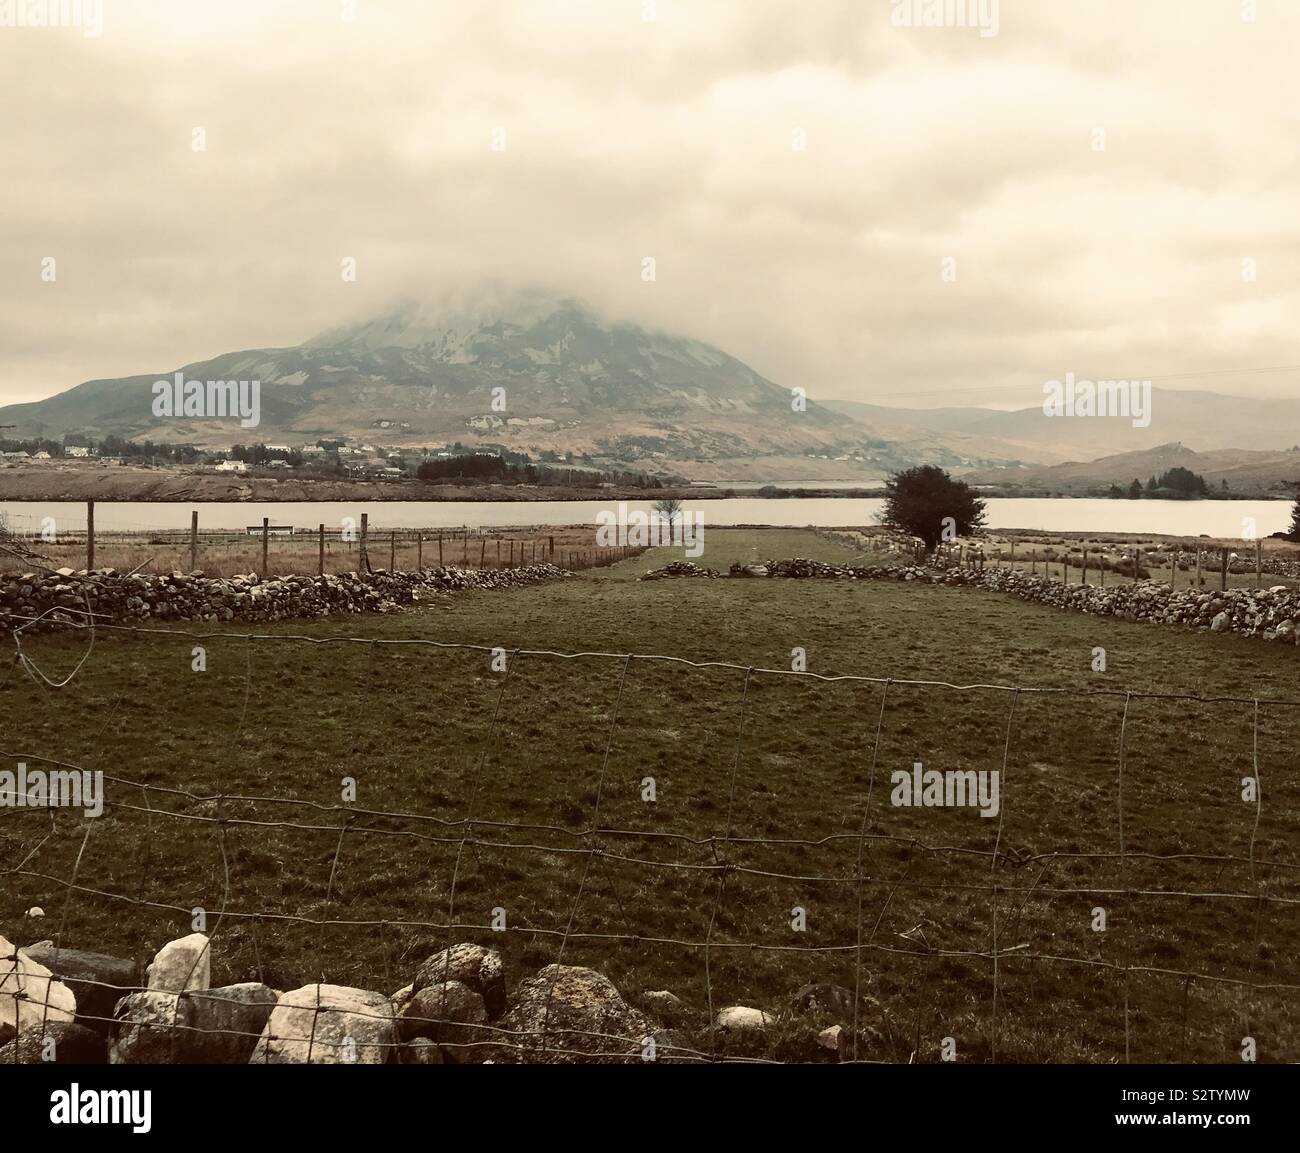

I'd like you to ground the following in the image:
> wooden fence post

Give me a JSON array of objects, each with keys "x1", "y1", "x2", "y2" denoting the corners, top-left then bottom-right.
[
  {"x1": 319, "y1": 524, "x2": 325, "y2": 575},
  {"x1": 1133, "y1": 548, "x2": 1140, "y2": 583},
  {"x1": 360, "y1": 513, "x2": 369, "y2": 573},
  {"x1": 417, "y1": 534, "x2": 423, "y2": 571},
  {"x1": 480, "y1": 538, "x2": 486, "y2": 567},
  {"x1": 1195, "y1": 547, "x2": 1201, "y2": 588},
  {"x1": 87, "y1": 499, "x2": 95, "y2": 571},
  {"x1": 1256, "y1": 539, "x2": 1263, "y2": 588},
  {"x1": 390, "y1": 531, "x2": 396, "y2": 572},
  {"x1": 1220, "y1": 547, "x2": 1228, "y2": 591},
  {"x1": 261, "y1": 517, "x2": 269, "y2": 577},
  {"x1": 1081, "y1": 548, "x2": 1087, "y2": 585},
  {"x1": 189, "y1": 509, "x2": 199, "y2": 573},
  {"x1": 438, "y1": 533, "x2": 443, "y2": 567}
]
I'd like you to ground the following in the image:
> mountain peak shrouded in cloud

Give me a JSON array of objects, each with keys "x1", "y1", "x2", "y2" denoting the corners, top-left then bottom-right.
[
  {"x1": 0, "y1": 295, "x2": 857, "y2": 469},
  {"x1": 3, "y1": 1, "x2": 1300, "y2": 411}
]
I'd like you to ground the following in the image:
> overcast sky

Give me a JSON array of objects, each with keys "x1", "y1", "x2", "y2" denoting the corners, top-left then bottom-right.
[{"x1": 2, "y1": 0, "x2": 1298, "y2": 410}]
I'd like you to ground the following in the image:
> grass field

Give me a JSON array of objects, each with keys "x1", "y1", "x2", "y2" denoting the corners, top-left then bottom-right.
[{"x1": 3, "y1": 527, "x2": 1298, "y2": 1062}]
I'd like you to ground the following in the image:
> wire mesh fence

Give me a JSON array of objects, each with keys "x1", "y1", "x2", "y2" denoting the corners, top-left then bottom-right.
[{"x1": 3, "y1": 612, "x2": 1299, "y2": 1063}]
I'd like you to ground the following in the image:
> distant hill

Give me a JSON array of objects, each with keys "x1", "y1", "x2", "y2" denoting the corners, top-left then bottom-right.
[
  {"x1": 827, "y1": 388, "x2": 1300, "y2": 460},
  {"x1": 965, "y1": 442, "x2": 1300, "y2": 497}
]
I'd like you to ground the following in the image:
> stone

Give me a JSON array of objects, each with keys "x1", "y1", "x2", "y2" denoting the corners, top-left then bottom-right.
[
  {"x1": 0, "y1": 935, "x2": 78, "y2": 1038},
  {"x1": 493, "y1": 964, "x2": 654, "y2": 1063},
  {"x1": 817, "y1": 1024, "x2": 846, "y2": 1056},
  {"x1": 110, "y1": 990, "x2": 191, "y2": 1064},
  {"x1": 413, "y1": 943, "x2": 506, "y2": 1018},
  {"x1": 793, "y1": 982, "x2": 858, "y2": 1025},
  {"x1": 0, "y1": 1020, "x2": 105, "y2": 1064},
  {"x1": 642, "y1": 989, "x2": 686, "y2": 1022},
  {"x1": 250, "y1": 984, "x2": 396, "y2": 1064},
  {"x1": 1210, "y1": 611, "x2": 1229, "y2": 632},
  {"x1": 715, "y1": 1005, "x2": 773, "y2": 1031},
  {"x1": 21, "y1": 943, "x2": 140, "y2": 1035},
  {"x1": 147, "y1": 932, "x2": 210, "y2": 994},
  {"x1": 403, "y1": 1036, "x2": 444, "y2": 1064},
  {"x1": 183, "y1": 983, "x2": 278, "y2": 1064},
  {"x1": 397, "y1": 980, "x2": 488, "y2": 1061}
]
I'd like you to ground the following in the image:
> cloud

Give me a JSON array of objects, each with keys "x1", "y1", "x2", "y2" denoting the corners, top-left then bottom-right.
[{"x1": 1, "y1": 0, "x2": 1298, "y2": 409}]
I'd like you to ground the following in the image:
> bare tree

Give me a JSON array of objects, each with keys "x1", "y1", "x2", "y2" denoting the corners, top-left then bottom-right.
[{"x1": 653, "y1": 497, "x2": 683, "y2": 526}]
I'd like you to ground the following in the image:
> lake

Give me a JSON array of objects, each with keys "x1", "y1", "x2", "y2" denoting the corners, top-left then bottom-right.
[{"x1": 0, "y1": 497, "x2": 1292, "y2": 538}]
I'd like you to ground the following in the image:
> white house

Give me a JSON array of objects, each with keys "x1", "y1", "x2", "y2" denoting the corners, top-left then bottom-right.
[{"x1": 215, "y1": 459, "x2": 249, "y2": 473}]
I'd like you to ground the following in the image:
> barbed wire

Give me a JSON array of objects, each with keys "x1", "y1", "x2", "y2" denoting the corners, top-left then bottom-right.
[{"x1": 2, "y1": 613, "x2": 1297, "y2": 1063}]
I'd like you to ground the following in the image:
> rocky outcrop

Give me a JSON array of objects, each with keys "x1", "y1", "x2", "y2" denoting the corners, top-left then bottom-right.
[
  {"x1": 412, "y1": 943, "x2": 507, "y2": 1019},
  {"x1": 14, "y1": 943, "x2": 138, "y2": 1034},
  {"x1": 250, "y1": 984, "x2": 396, "y2": 1064},
  {"x1": 0, "y1": 1020, "x2": 105, "y2": 1064},
  {"x1": 184, "y1": 983, "x2": 278, "y2": 1064},
  {"x1": 396, "y1": 980, "x2": 488, "y2": 1062},
  {"x1": 0, "y1": 564, "x2": 569, "y2": 632},
  {"x1": 493, "y1": 964, "x2": 654, "y2": 1063},
  {"x1": 0, "y1": 935, "x2": 78, "y2": 1041}
]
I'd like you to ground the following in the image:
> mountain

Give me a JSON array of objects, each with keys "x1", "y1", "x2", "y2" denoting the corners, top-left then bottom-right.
[
  {"x1": 0, "y1": 299, "x2": 875, "y2": 472},
  {"x1": 965, "y1": 442, "x2": 1300, "y2": 497}
]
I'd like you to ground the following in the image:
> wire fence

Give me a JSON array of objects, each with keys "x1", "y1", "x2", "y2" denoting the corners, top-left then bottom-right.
[{"x1": 3, "y1": 611, "x2": 1299, "y2": 1063}]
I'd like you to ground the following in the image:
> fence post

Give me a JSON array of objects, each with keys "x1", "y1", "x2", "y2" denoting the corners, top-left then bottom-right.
[
  {"x1": 510, "y1": 540, "x2": 515, "y2": 568},
  {"x1": 1133, "y1": 548, "x2": 1140, "y2": 583},
  {"x1": 1220, "y1": 547, "x2": 1228, "y2": 591},
  {"x1": 438, "y1": 533, "x2": 443, "y2": 567},
  {"x1": 86, "y1": 499, "x2": 95, "y2": 571},
  {"x1": 1195, "y1": 547, "x2": 1201, "y2": 588},
  {"x1": 496, "y1": 540, "x2": 501, "y2": 567},
  {"x1": 1031, "y1": 549, "x2": 1036, "y2": 575},
  {"x1": 549, "y1": 535, "x2": 555, "y2": 560},
  {"x1": 390, "y1": 531, "x2": 396, "y2": 572},
  {"x1": 1256, "y1": 539, "x2": 1262, "y2": 588},
  {"x1": 360, "y1": 513, "x2": 369, "y2": 573},
  {"x1": 417, "y1": 533, "x2": 423, "y2": 571},
  {"x1": 464, "y1": 530, "x2": 469, "y2": 565},
  {"x1": 1081, "y1": 548, "x2": 1087, "y2": 585},
  {"x1": 261, "y1": 517, "x2": 269, "y2": 577},
  {"x1": 319, "y1": 524, "x2": 325, "y2": 575}
]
